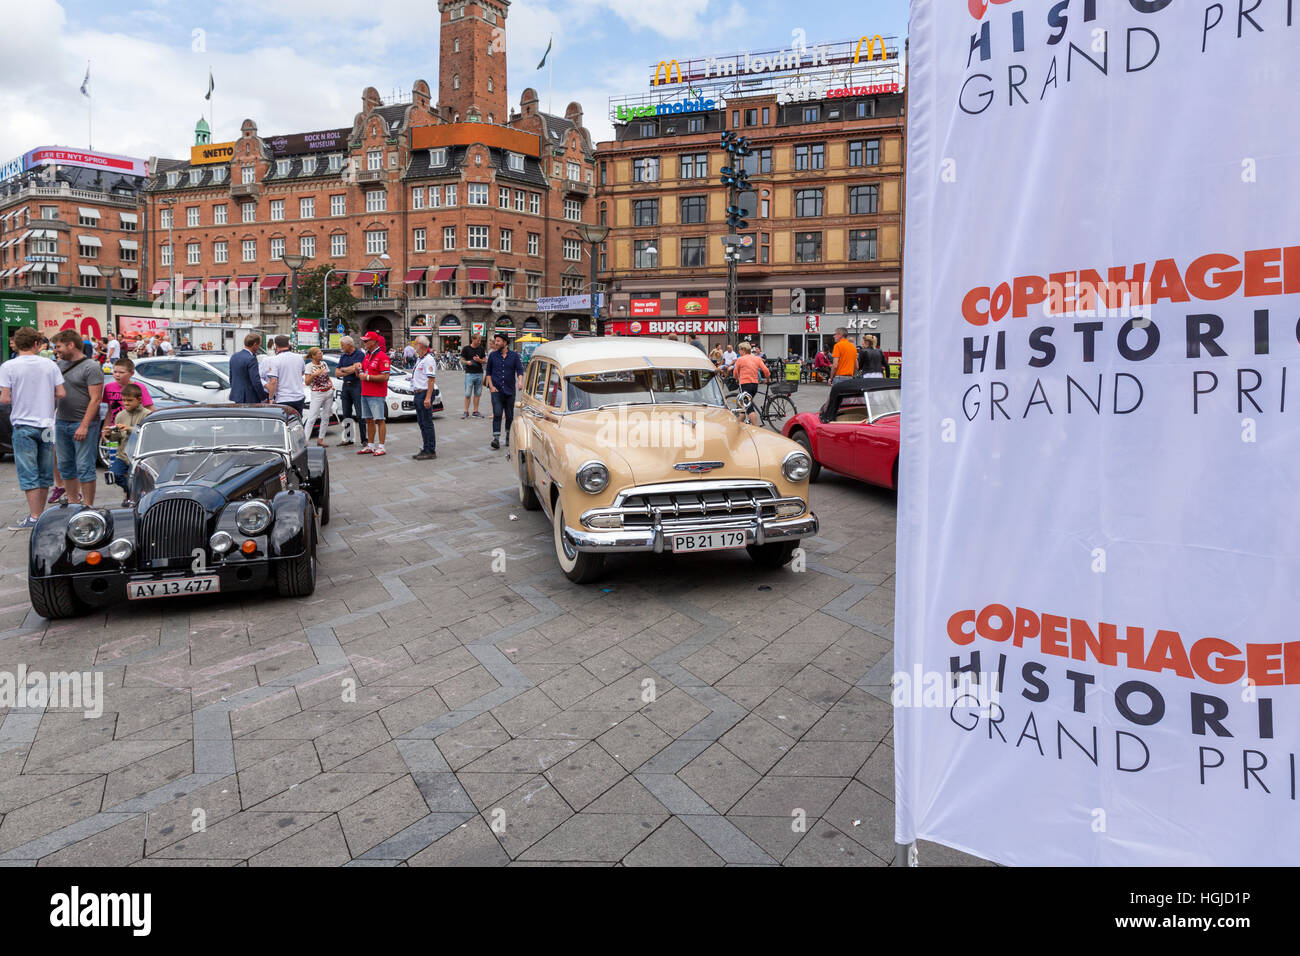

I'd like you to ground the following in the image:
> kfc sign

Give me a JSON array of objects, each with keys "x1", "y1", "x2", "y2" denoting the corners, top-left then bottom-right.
[{"x1": 630, "y1": 299, "x2": 661, "y2": 316}]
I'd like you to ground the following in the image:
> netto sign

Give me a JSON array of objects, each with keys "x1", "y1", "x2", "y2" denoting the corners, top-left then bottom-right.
[{"x1": 190, "y1": 142, "x2": 236, "y2": 166}]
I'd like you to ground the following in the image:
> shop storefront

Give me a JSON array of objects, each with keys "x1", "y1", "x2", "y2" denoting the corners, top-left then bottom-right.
[
  {"x1": 437, "y1": 315, "x2": 462, "y2": 351},
  {"x1": 759, "y1": 311, "x2": 900, "y2": 361}
]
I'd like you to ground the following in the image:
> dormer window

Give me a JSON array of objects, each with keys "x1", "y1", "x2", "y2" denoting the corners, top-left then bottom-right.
[
  {"x1": 166, "y1": 171, "x2": 178, "y2": 187},
  {"x1": 303, "y1": 156, "x2": 316, "y2": 174},
  {"x1": 212, "y1": 167, "x2": 227, "y2": 183},
  {"x1": 276, "y1": 159, "x2": 290, "y2": 175},
  {"x1": 328, "y1": 153, "x2": 343, "y2": 171},
  {"x1": 188, "y1": 169, "x2": 200, "y2": 185},
  {"x1": 429, "y1": 148, "x2": 447, "y2": 167},
  {"x1": 507, "y1": 152, "x2": 524, "y2": 172}
]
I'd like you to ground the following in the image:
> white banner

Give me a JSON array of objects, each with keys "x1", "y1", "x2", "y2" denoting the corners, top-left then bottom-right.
[{"x1": 897, "y1": 1, "x2": 1300, "y2": 865}]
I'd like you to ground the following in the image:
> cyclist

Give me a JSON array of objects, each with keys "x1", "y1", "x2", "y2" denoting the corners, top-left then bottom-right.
[{"x1": 732, "y1": 341, "x2": 769, "y2": 426}]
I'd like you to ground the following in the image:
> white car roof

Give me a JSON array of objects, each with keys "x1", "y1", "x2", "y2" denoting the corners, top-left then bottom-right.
[{"x1": 533, "y1": 337, "x2": 713, "y2": 372}]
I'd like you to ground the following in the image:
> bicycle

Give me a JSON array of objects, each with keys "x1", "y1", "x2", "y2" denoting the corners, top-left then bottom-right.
[{"x1": 724, "y1": 374, "x2": 798, "y2": 431}]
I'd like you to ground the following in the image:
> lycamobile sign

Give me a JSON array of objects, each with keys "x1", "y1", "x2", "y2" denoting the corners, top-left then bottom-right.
[{"x1": 616, "y1": 98, "x2": 721, "y2": 122}]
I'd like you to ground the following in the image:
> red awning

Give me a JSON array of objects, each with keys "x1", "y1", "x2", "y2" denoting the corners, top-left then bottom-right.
[
  {"x1": 328, "y1": 271, "x2": 348, "y2": 286},
  {"x1": 352, "y1": 269, "x2": 389, "y2": 286},
  {"x1": 231, "y1": 276, "x2": 257, "y2": 290},
  {"x1": 404, "y1": 267, "x2": 426, "y2": 284},
  {"x1": 182, "y1": 278, "x2": 201, "y2": 293},
  {"x1": 431, "y1": 266, "x2": 456, "y2": 282},
  {"x1": 260, "y1": 274, "x2": 287, "y2": 290},
  {"x1": 150, "y1": 279, "x2": 170, "y2": 295},
  {"x1": 466, "y1": 267, "x2": 491, "y2": 282},
  {"x1": 203, "y1": 277, "x2": 228, "y2": 292}
]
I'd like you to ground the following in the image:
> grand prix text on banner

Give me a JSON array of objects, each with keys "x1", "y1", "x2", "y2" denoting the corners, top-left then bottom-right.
[{"x1": 896, "y1": 1, "x2": 1299, "y2": 865}]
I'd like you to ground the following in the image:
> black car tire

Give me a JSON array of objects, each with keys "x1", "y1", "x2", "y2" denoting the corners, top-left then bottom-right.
[
  {"x1": 553, "y1": 500, "x2": 604, "y2": 584},
  {"x1": 29, "y1": 577, "x2": 86, "y2": 620},
  {"x1": 318, "y1": 461, "x2": 331, "y2": 526},
  {"x1": 791, "y1": 430, "x2": 821, "y2": 483},
  {"x1": 275, "y1": 523, "x2": 318, "y2": 598},
  {"x1": 747, "y1": 540, "x2": 798, "y2": 568},
  {"x1": 518, "y1": 452, "x2": 540, "y2": 511}
]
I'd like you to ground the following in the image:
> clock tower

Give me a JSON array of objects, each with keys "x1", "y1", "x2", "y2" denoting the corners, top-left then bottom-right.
[{"x1": 438, "y1": 0, "x2": 509, "y2": 124}]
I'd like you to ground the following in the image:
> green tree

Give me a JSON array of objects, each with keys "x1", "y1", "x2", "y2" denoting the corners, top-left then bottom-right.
[{"x1": 295, "y1": 265, "x2": 359, "y2": 335}]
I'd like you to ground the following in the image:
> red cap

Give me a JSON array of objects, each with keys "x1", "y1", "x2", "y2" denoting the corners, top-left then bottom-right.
[{"x1": 362, "y1": 331, "x2": 385, "y2": 344}]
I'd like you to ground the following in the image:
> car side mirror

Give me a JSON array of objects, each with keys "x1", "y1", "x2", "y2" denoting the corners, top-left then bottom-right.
[{"x1": 202, "y1": 381, "x2": 221, "y2": 389}]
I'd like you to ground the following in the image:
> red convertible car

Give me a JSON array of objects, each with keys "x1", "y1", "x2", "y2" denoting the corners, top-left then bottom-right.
[{"x1": 782, "y1": 378, "x2": 900, "y2": 489}]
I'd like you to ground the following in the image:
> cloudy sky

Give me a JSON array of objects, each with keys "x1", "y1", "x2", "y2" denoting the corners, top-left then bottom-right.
[{"x1": 0, "y1": 0, "x2": 909, "y2": 164}]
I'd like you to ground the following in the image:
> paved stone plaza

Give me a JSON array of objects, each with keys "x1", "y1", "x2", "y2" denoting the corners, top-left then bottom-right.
[{"x1": 0, "y1": 375, "x2": 983, "y2": 866}]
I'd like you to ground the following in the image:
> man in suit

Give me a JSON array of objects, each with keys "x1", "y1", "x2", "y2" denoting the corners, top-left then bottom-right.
[{"x1": 229, "y1": 332, "x2": 268, "y2": 404}]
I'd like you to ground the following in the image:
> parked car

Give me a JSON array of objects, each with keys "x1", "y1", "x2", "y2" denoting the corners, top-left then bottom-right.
[
  {"x1": 27, "y1": 404, "x2": 329, "y2": 619},
  {"x1": 782, "y1": 378, "x2": 901, "y2": 490},
  {"x1": 132, "y1": 355, "x2": 232, "y2": 403},
  {"x1": 97, "y1": 377, "x2": 194, "y2": 468},
  {"x1": 512, "y1": 338, "x2": 819, "y2": 583}
]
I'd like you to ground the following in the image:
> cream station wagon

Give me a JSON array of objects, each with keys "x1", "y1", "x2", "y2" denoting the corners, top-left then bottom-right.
[{"x1": 511, "y1": 339, "x2": 819, "y2": 583}]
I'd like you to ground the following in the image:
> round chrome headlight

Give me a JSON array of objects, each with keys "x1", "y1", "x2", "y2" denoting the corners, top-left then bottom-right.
[
  {"x1": 209, "y1": 531, "x2": 234, "y2": 554},
  {"x1": 575, "y1": 461, "x2": 610, "y2": 494},
  {"x1": 235, "y1": 501, "x2": 272, "y2": 535},
  {"x1": 67, "y1": 510, "x2": 108, "y2": 547},
  {"x1": 106, "y1": 538, "x2": 133, "y2": 561},
  {"x1": 782, "y1": 451, "x2": 812, "y2": 482}
]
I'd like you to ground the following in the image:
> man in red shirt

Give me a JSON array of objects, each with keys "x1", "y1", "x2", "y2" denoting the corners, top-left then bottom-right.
[{"x1": 357, "y1": 331, "x2": 391, "y2": 456}]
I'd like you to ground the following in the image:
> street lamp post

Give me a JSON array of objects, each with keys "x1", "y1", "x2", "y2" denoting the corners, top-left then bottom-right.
[
  {"x1": 280, "y1": 253, "x2": 309, "y2": 344},
  {"x1": 99, "y1": 264, "x2": 119, "y2": 342},
  {"x1": 575, "y1": 222, "x2": 610, "y2": 336}
]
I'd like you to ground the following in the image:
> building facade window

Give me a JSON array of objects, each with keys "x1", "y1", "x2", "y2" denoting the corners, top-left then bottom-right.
[
  {"x1": 849, "y1": 184, "x2": 879, "y2": 215},
  {"x1": 467, "y1": 183, "x2": 489, "y2": 205},
  {"x1": 330, "y1": 234, "x2": 346, "y2": 257},
  {"x1": 500, "y1": 228, "x2": 512, "y2": 252},
  {"x1": 412, "y1": 187, "x2": 424, "y2": 209},
  {"x1": 564, "y1": 198, "x2": 581, "y2": 222},
  {"x1": 214, "y1": 241, "x2": 228, "y2": 263},
  {"x1": 634, "y1": 199, "x2": 659, "y2": 226},
  {"x1": 528, "y1": 192, "x2": 539, "y2": 215},
  {"x1": 566, "y1": 161, "x2": 580, "y2": 181},
  {"x1": 159, "y1": 209, "x2": 173, "y2": 229},
  {"x1": 187, "y1": 242, "x2": 200, "y2": 266},
  {"x1": 562, "y1": 238, "x2": 581, "y2": 261},
  {"x1": 498, "y1": 270, "x2": 513, "y2": 298},
  {"x1": 78, "y1": 242, "x2": 98, "y2": 259},
  {"x1": 428, "y1": 147, "x2": 447, "y2": 166},
  {"x1": 680, "y1": 237, "x2": 706, "y2": 268},
  {"x1": 849, "y1": 139, "x2": 881, "y2": 167},
  {"x1": 414, "y1": 228, "x2": 426, "y2": 252},
  {"x1": 527, "y1": 233, "x2": 540, "y2": 256},
  {"x1": 468, "y1": 225, "x2": 489, "y2": 249},
  {"x1": 367, "y1": 149, "x2": 381, "y2": 171},
  {"x1": 299, "y1": 235, "x2": 315, "y2": 258},
  {"x1": 802, "y1": 106, "x2": 819, "y2": 122},
  {"x1": 365, "y1": 190, "x2": 387, "y2": 212},
  {"x1": 795, "y1": 232, "x2": 822, "y2": 263},
  {"x1": 302, "y1": 157, "x2": 316, "y2": 175},
  {"x1": 270, "y1": 199, "x2": 285, "y2": 221},
  {"x1": 270, "y1": 237, "x2": 285, "y2": 260},
  {"x1": 213, "y1": 204, "x2": 227, "y2": 225},
  {"x1": 849, "y1": 229, "x2": 878, "y2": 261},
  {"x1": 738, "y1": 288, "x2": 772, "y2": 313},
  {"x1": 365, "y1": 229, "x2": 388, "y2": 255},
  {"x1": 687, "y1": 117, "x2": 704, "y2": 134},
  {"x1": 561, "y1": 275, "x2": 582, "y2": 296},
  {"x1": 186, "y1": 206, "x2": 200, "y2": 227},
  {"x1": 242, "y1": 165, "x2": 254, "y2": 184},
  {"x1": 330, "y1": 194, "x2": 346, "y2": 216},
  {"x1": 498, "y1": 186, "x2": 510, "y2": 208},
  {"x1": 445, "y1": 184, "x2": 458, "y2": 206},
  {"x1": 328, "y1": 153, "x2": 343, "y2": 172},
  {"x1": 526, "y1": 273, "x2": 541, "y2": 299},
  {"x1": 794, "y1": 144, "x2": 825, "y2": 171},
  {"x1": 160, "y1": 244, "x2": 172, "y2": 266},
  {"x1": 679, "y1": 153, "x2": 708, "y2": 179},
  {"x1": 633, "y1": 157, "x2": 659, "y2": 182},
  {"x1": 242, "y1": 239, "x2": 256, "y2": 262},
  {"x1": 121, "y1": 214, "x2": 138, "y2": 231},
  {"x1": 300, "y1": 197, "x2": 315, "y2": 218},
  {"x1": 634, "y1": 240, "x2": 656, "y2": 269},
  {"x1": 242, "y1": 202, "x2": 256, "y2": 223},
  {"x1": 443, "y1": 226, "x2": 455, "y2": 250},
  {"x1": 795, "y1": 189, "x2": 824, "y2": 217},
  {"x1": 508, "y1": 152, "x2": 524, "y2": 172},
  {"x1": 276, "y1": 159, "x2": 290, "y2": 175},
  {"x1": 166, "y1": 171, "x2": 178, "y2": 187},
  {"x1": 680, "y1": 196, "x2": 706, "y2": 224},
  {"x1": 514, "y1": 189, "x2": 525, "y2": 211}
]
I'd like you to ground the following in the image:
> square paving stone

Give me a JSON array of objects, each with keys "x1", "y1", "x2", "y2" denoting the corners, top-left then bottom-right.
[
  {"x1": 481, "y1": 777, "x2": 573, "y2": 859},
  {"x1": 678, "y1": 743, "x2": 762, "y2": 814},
  {"x1": 622, "y1": 817, "x2": 724, "y2": 867},
  {"x1": 596, "y1": 714, "x2": 672, "y2": 772},
  {"x1": 542, "y1": 742, "x2": 627, "y2": 811},
  {"x1": 337, "y1": 776, "x2": 430, "y2": 857},
  {"x1": 717, "y1": 714, "x2": 796, "y2": 775}
]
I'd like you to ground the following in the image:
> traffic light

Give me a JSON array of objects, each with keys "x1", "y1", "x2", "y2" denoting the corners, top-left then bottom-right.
[{"x1": 725, "y1": 205, "x2": 748, "y2": 230}]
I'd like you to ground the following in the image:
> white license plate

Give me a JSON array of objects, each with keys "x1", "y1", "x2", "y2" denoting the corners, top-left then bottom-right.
[
  {"x1": 127, "y1": 576, "x2": 220, "y2": 600},
  {"x1": 671, "y1": 531, "x2": 748, "y2": 553}
]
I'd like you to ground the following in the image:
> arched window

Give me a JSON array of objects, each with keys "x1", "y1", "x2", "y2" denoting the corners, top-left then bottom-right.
[
  {"x1": 453, "y1": 74, "x2": 460, "y2": 89},
  {"x1": 454, "y1": 38, "x2": 460, "y2": 52},
  {"x1": 488, "y1": 77, "x2": 493, "y2": 92}
]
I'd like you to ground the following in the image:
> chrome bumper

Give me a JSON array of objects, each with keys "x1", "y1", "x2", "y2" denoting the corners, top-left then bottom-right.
[{"x1": 564, "y1": 511, "x2": 819, "y2": 554}]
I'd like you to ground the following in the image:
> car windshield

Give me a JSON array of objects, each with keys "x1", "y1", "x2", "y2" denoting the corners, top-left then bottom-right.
[
  {"x1": 565, "y1": 368, "x2": 725, "y2": 411},
  {"x1": 201, "y1": 356, "x2": 230, "y2": 377},
  {"x1": 866, "y1": 388, "x2": 901, "y2": 420},
  {"x1": 131, "y1": 416, "x2": 288, "y2": 457}
]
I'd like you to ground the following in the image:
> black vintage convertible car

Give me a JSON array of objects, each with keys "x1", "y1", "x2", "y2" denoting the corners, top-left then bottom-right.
[{"x1": 28, "y1": 404, "x2": 330, "y2": 619}]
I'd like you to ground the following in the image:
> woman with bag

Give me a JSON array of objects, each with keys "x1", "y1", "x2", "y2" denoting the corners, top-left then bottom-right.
[{"x1": 302, "y1": 347, "x2": 334, "y2": 447}]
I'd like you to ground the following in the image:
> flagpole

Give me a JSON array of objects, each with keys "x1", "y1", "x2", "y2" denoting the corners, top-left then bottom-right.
[
  {"x1": 87, "y1": 61, "x2": 92, "y2": 149},
  {"x1": 548, "y1": 39, "x2": 553, "y2": 116}
]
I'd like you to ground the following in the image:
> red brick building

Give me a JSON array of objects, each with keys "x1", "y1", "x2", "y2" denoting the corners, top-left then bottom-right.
[{"x1": 142, "y1": 0, "x2": 599, "y2": 348}]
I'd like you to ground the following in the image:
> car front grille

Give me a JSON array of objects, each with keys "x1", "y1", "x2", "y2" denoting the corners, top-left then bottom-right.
[
  {"x1": 138, "y1": 499, "x2": 207, "y2": 562},
  {"x1": 619, "y1": 486, "x2": 779, "y2": 529}
]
